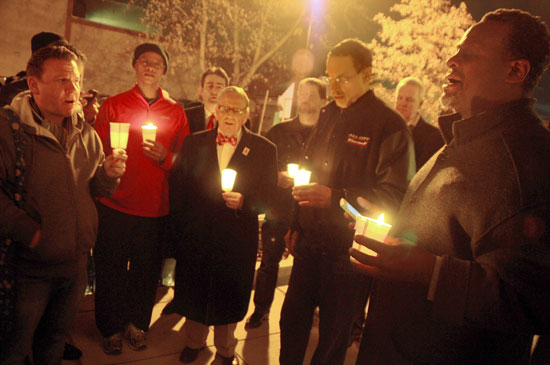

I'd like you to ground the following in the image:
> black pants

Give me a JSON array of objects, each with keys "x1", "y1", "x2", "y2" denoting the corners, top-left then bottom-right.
[
  {"x1": 252, "y1": 224, "x2": 287, "y2": 314},
  {"x1": 93, "y1": 203, "x2": 164, "y2": 337},
  {"x1": 279, "y1": 242, "x2": 370, "y2": 365}
]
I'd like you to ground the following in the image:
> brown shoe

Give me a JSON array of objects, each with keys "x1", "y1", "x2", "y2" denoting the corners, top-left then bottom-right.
[
  {"x1": 124, "y1": 323, "x2": 147, "y2": 351},
  {"x1": 102, "y1": 333, "x2": 122, "y2": 355}
]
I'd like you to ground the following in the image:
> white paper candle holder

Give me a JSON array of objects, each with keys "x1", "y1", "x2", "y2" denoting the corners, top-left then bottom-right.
[
  {"x1": 110, "y1": 122, "x2": 130, "y2": 149},
  {"x1": 221, "y1": 169, "x2": 237, "y2": 192},
  {"x1": 353, "y1": 214, "x2": 392, "y2": 256},
  {"x1": 287, "y1": 163, "x2": 299, "y2": 178},
  {"x1": 142, "y1": 123, "x2": 157, "y2": 143},
  {"x1": 294, "y1": 169, "x2": 311, "y2": 186}
]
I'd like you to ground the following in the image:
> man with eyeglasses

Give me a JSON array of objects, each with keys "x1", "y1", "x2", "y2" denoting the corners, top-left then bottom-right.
[
  {"x1": 279, "y1": 38, "x2": 414, "y2": 364},
  {"x1": 92, "y1": 42, "x2": 189, "y2": 355},
  {"x1": 170, "y1": 86, "x2": 277, "y2": 364}
]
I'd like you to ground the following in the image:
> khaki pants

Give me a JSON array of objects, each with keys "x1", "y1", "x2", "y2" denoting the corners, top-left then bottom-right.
[{"x1": 183, "y1": 319, "x2": 238, "y2": 358}]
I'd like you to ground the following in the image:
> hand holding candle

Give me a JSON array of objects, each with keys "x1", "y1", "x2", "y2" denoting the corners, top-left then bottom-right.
[
  {"x1": 349, "y1": 234, "x2": 436, "y2": 286},
  {"x1": 292, "y1": 182, "x2": 332, "y2": 208},
  {"x1": 103, "y1": 149, "x2": 127, "y2": 178},
  {"x1": 222, "y1": 191, "x2": 243, "y2": 210}
]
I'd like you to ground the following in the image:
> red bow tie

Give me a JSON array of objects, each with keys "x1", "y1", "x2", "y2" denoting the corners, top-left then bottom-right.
[{"x1": 217, "y1": 132, "x2": 237, "y2": 146}]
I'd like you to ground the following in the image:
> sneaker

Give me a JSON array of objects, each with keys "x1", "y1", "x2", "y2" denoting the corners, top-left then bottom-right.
[
  {"x1": 179, "y1": 346, "x2": 205, "y2": 363},
  {"x1": 124, "y1": 323, "x2": 147, "y2": 351},
  {"x1": 103, "y1": 333, "x2": 122, "y2": 355},
  {"x1": 244, "y1": 311, "x2": 268, "y2": 330}
]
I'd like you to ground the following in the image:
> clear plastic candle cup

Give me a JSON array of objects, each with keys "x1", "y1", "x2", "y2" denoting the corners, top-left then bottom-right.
[
  {"x1": 294, "y1": 169, "x2": 311, "y2": 186},
  {"x1": 142, "y1": 122, "x2": 157, "y2": 143},
  {"x1": 221, "y1": 169, "x2": 237, "y2": 192}
]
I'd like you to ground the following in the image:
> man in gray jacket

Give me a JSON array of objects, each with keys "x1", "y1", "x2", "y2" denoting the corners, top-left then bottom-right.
[
  {"x1": 352, "y1": 8, "x2": 550, "y2": 364},
  {"x1": 0, "y1": 45, "x2": 126, "y2": 364}
]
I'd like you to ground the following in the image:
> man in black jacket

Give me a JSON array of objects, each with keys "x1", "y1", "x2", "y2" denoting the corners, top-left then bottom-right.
[
  {"x1": 184, "y1": 67, "x2": 230, "y2": 133},
  {"x1": 245, "y1": 77, "x2": 326, "y2": 330},
  {"x1": 279, "y1": 38, "x2": 415, "y2": 364},
  {"x1": 394, "y1": 76, "x2": 443, "y2": 169}
]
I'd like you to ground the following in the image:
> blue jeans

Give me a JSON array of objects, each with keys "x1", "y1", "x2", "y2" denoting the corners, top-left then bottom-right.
[{"x1": 0, "y1": 262, "x2": 87, "y2": 365}]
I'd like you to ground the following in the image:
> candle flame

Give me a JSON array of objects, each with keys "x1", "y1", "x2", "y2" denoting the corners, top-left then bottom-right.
[{"x1": 376, "y1": 213, "x2": 385, "y2": 224}]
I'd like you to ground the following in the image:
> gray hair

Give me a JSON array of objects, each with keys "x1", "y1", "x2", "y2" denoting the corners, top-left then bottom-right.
[
  {"x1": 396, "y1": 76, "x2": 425, "y2": 100},
  {"x1": 217, "y1": 86, "x2": 250, "y2": 109}
]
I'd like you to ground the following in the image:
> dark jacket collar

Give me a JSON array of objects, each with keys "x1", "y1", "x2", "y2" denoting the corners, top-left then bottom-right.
[
  {"x1": 438, "y1": 98, "x2": 538, "y2": 146},
  {"x1": 323, "y1": 89, "x2": 376, "y2": 114}
]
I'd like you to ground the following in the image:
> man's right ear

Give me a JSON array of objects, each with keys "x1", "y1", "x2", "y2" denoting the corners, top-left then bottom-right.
[{"x1": 27, "y1": 76, "x2": 39, "y2": 95}]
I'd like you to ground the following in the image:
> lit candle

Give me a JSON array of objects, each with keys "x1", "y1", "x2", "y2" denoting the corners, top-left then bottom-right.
[
  {"x1": 287, "y1": 163, "x2": 299, "y2": 178},
  {"x1": 221, "y1": 168, "x2": 237, "y2": 192},
  {"x1": 353, "y1": 213, "x2": 392, "y2": 256},
  {"x1": 110, "y1": 122, "x2": 130, "y2": 149},
  {"x1": 142, "y1": 122, "x2": 157, "y2": 143},
  {"x1": 294, "y1": 169, "x2": 311, "y2": 186}
]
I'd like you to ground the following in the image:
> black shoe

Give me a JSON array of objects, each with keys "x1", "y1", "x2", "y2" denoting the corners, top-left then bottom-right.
[
  {"x1": 63, "y1": 342, "x2": 83, "y2": 360},
  {"x1": 211, "y1": 353, "x2": 239, "y2": 365},
  {"x1": 162, "y1": 300, "x2": 176, "y2": 315},
  {"x1": 244, "y1": 311, "x2": 268, "y2": 330},
  {"x1": 179, "y1": 346, "x2": 205, "y2": 363}
]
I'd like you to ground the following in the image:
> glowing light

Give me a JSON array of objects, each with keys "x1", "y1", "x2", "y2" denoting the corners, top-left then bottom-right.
[
  {"x1": 294, "y1": 169, "x2": 311, "y2": 186},
  {"x1": 287, "y1": 163, "x2": 299, "y2": 178},
  {"x1": 221, "y1": 169, "x2": 237, "y2": 192},
  {"x1": 353, "y1": 213, "x2": 392, "y2": 256},
  {"x1": 142, "y1": 122, "x2": 157, "y2": 143}
]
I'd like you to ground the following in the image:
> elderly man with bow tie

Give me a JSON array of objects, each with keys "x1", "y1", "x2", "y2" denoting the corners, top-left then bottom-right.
[{"x1": 169, "y1": 86, "x2": 277, "y2": 365}]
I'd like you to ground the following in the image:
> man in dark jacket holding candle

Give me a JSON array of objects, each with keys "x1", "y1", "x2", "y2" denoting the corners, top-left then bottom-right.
[
  {"x1": 351, "y1": 9, "x2": 550, "y2": 364},
  {"x1": 279, "y1": 38, "x2": 415, "y2": 364}
]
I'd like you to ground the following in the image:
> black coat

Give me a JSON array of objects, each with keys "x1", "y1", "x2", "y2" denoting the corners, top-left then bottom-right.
[
  {"x1": 183, "y1": 101, "x2": 207, "y2": 134},
  {"x1": 170, "y1": 126, "x2": 277, "y2": 325},
  {"x1": 410, "y1": 116, "x2": 444, "y2": 170},
  {"x1": 295, "y1": 90, "x2": 415, "y2": 255}
]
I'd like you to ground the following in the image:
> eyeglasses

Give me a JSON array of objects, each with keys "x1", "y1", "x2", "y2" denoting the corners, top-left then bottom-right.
[
  {"x1": 217, "y1": 105, "x2": 247, "y2": 115},
  {"x1": 138, "y1": 59, "x2": 164, "y2": 70},
  {"x1": 322, "y1": 73, "x2": 359, "y2": 86}
]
